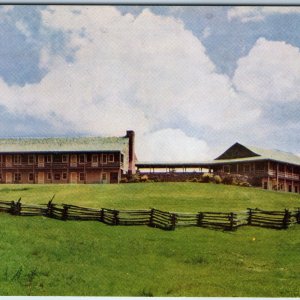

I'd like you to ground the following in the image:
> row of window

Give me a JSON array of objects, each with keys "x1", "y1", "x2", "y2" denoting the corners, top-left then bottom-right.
[
  {"x1": 1, "y1": 154, "x2": 118, "y2": 165},
  {"x1": 0, "y1": 172, "x2": 106, "y2": 182}
]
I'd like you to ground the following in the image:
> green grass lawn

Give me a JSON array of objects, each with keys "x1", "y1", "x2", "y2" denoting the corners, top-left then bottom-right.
[{"x1": 0, "y1": 182, "x2": 299, "y2": 296}]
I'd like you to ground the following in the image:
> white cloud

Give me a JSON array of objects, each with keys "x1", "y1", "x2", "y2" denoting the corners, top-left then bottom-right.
[
  {"x1": 233, "y1": 38, "x2": 300, "y2": 103},
  {"x1": 202, "y1": 26, "x2": 211, "y2": 39},
  {"x1": 137, "y1": 128, "x2": 210, "y2": 162},
  {"x1": 0, "y1": 6, "x2": 270, "y2": 160},
  {"x1": 228, "y1": 6, "x2": 300, "y2": 23},
  {"x1": 15, "y1": 20, "x2": 31, "y2": 38}
]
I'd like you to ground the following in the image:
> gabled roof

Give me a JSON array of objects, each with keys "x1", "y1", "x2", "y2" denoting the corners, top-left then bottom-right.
[
  {"x1": 215, "y1": 142, "x2": 300, "y2": 166},
  {"x1": 0, "y1": 136, "x2": 129, "y2": 153}
]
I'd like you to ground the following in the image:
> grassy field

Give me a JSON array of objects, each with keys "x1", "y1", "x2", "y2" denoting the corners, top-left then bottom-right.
[{"x1": 0, "y1": 183, "x2": 299, "y2": 296}]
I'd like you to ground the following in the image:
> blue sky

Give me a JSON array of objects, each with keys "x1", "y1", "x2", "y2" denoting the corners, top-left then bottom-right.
[{"x1": 1, "y1": 5, "x2": 300, "y2": 161}]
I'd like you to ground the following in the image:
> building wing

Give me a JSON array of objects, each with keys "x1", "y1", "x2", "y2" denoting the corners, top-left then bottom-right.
[{"x1": 215, "y1": 142, "x2": 300, "y2": 166}]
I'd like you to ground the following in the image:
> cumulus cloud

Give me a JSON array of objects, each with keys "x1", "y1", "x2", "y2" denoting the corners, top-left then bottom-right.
[
  {"x1": 228, "y1": 6, "x2": 300, "y2": 23},
  {"x1": 137, "y1": 128, "x2": 210, "y2": 162},
  {"x1": 0, "y1": 6, "x2": 264, "y2": 160},
  {"x1": 2, "y1": 6, "x2": 300, "y2": 160},
  {"x1": 233, "y1": 38, "x2": 300, "y2": 103}
]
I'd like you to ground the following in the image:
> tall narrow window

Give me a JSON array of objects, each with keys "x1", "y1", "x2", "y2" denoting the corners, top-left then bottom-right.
[
  {"x1": 14, "y1": 173, "x2": 21, "y2": 181},
  {"x1": 62, "y1": 155, "x2": 68, "y2": 163},
  {"x1": 108, "y1": 154, "x2": 114, "y2": 163},
  {"x1": 28, "y1": 173, "x2": 34, "y2": 181},
  {"x1": 103, "y1": 154, "x2": 107, "y2": 164},
  {"x1": 28, "y1": 155, "x2": 34, "y2": 164},
  {"x1": 14, "y1": 155, "x2": 21, "y2": 165},
  {"x1": 79, "y1": 154, "x2": 85, "y2": 164},
  {"x1": 79, "y1": 173, "x2": 85, "y2": 181}
]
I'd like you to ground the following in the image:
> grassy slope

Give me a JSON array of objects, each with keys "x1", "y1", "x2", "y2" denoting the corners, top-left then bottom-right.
[
  {"x1": 0, "y1": 182, "x2": 300, "y2": 211},
  {"x1": 0, "y1": 183, "x2": 299, "y2": 296}
]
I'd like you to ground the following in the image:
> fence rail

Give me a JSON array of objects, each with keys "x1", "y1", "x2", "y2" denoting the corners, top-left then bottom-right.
[{"x1": 0, "y1": 199, "x2": 299, "y2": 231}]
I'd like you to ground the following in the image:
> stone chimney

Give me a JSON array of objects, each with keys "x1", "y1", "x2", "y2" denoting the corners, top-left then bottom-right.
[{"x1": 126, "y1": 130, "x2": 136, "y2": 174}]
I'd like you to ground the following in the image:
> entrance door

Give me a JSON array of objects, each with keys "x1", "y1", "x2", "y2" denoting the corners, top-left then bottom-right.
[
  {"x1": 38, "y1": 172, "x2": 44, "y2": 184},
  {"x1": 6, "y1": 172, "x2": 12, "y2": 183},
  {"x1": 101, "y1": 172, "x2": 109, "y2": 184},
  {"x1": 70, "y1": 172, "x2": 77, "y2": 183},
  {"x1": 110, "y1": 172, "x2": 119, "y2": 184}
]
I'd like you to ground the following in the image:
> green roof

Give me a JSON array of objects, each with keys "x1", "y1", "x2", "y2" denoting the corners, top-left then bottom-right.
[
  {"x1": 0, "y1": 136, "x2": 129, "y2": 153},
  {"x1": 214, "y1": 143, "x2": 300, "y2": 166}
]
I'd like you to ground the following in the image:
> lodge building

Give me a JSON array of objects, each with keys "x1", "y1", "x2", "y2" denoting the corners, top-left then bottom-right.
[
  {"x1": 136, "y1": 142, "x2": 300, "y2": 194},
  {"x1": 212, "y1": 143, "x2": 300, "y2": 193},
  {"x1": 0, "y1": 130, "x2": 135, "y2": 184}
]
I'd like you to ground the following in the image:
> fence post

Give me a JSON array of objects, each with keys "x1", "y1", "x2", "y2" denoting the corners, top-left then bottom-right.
[
  {"x1": 170, "y1": 213, "x2": 177, "y2": 231},
  {"x1": 46, "y1": 200, "x2": 54, "y2": 218},
  {"x1": 113, "y1": 210, "x2": 119, "y2": 225},
  {"x1": 100, "y1": 208, "x2": 104, "y2": 222},
  {"x1": 10, "y1": 198, "x2": 21, "y2": 215},
  {"x1": 229, "y1": 212, "x2": 235, "y2": 231},
  {"x1": 62, "y1": 205, "x2": 69, "y2": 221},
  {"x1": 149, "y1": 208, "x2": 155, "y2": 227},
  {"x1": 296, "y1": 208, "x2": 300, "y2": 224},
  {"x1": 283, "y1": 209, "x2": 291, "y2": 229},
  {"x1": 247, "y1": 208, "x2": 252, "y2": 225},
  {"x1": 197, "y1": 212, "x2": 204, "y2": 227}
]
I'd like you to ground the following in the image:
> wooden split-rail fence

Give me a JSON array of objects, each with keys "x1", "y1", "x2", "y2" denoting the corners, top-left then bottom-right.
[{"x1": 0, "y1": 198, "x2": 299, "y2": 231}]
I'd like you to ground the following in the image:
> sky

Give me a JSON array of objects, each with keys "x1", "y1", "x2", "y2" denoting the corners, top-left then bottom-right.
[{"x1": 0, "y1": 5, "x2": 300, "y2": 161}]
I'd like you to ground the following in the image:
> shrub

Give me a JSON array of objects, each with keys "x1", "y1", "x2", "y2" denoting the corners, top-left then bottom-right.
[
  {"x1": 120, "y1": 177, "x2": 128, "y2": 184},
  {"x1": 190, "y1": 178, "x2": 199, "y2": 183},
  {"x1": 140, "y1": 175, "x2": 148, "y2": 182},
  {"x1": 239, "y1": 181, "x2": 251, "y2": 187},
  {"x1": 222, "y1": 175, "x2": 233, "y2": 185},
  {"x1": 213, "y1": 175, "x2": 222, "y2": 184},
  {"x1": 202, "y1": 173, "x2": 213, "y2": 183}
]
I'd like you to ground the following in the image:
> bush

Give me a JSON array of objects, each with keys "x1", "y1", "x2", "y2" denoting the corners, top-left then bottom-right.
[
  {"x1": 239, "y1": 181, "x2": 251, "y2": 187},
  {"x1": 140, "y1": 175, "x2": 149, "y2": 182},
  {"x1": 190, "y1": 178, "x2": 199, "y2": 183},
  {"x1": 202, "y1": 173, "x2": 213, "y2": 183},
  {"x1": 213, "y1": 175, "x2": 222, "y2": 184},
  {"x1": 120, "y1": 177, "x2": 128, "y2": 184},
  {"x1": 222, "y1": 175, "x2": 234, "y2": 185}
]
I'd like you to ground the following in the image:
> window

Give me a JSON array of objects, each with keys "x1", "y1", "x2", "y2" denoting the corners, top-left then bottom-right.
[
  {"x1": 46, "y1": 155, "x2": 52, "y2": 163},
  {"x1": 28, "y1": 173, "x2": 34, "y2": 181},
  {"x1": 103, "y1": 154, "x2": 107, "y2": 164},
  {"x1": 53, "y1": 154, "x2": 61, "y2": 163},
  {"x1": 62, "y1": 155, "x2": 68, "y2": 163},
  {"x1": 121, "y1": 154, "x2": 124, "y2": 163},
  {"x1": 54, "y1": 173, "x2": 61, "y2": 180},
  {"x1": 92, "y1": 155, "x2": 98, "y2": 163},
  {"x1": 14, "y1": 173, "x2": 21, "y2": 181},
  {"x1": 62, "y1": 173, "x2": 67, "y2": 180},
  {"x1": 102, "y1": 173, "x2": 107, "y2": 181},
  {"x1": 244, "y1": 164, "x2": 250, "y2": 173},
  {"x1": 47, "y1": 173, "x2": 52, "y2": 180},
  {"x1": 14, "y1": 155, "x2": 21, "y2": 165},
  {"x1": 108, "y1": 154, "x2": 114, "y2": 163},
  {"x1": 28, "y1": 155, "x2": 34, "y2": 164},
  {"x1": 223, "y1": 165, "x2": 230, "y2": 173},
  {"x1": 79, "y1": 173, "x2": 85, "y2": 181},
  {"x1": 79, "y1": 154, "x2": 85, "y2": 164}
]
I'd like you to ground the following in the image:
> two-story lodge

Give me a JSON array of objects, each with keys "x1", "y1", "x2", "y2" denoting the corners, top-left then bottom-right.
[
  {"x1": 212, "y1": 142, "x2": 300, "y2": 193},
  {"x1": 0, "y1": 130, "x2": 135, "y2": 184},
  {"x1": 136, "y1": 142, "x2": 300, "y2": 193}
]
